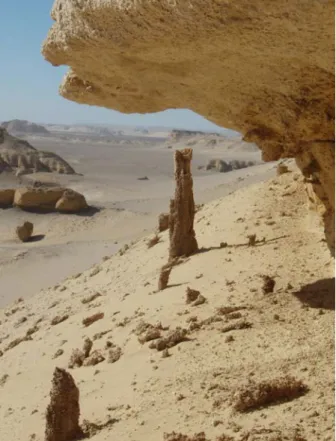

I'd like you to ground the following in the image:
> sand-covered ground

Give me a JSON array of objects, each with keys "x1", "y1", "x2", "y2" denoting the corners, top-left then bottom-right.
[
  {"x1": 0, "y1": 132, "x2": 272, "y2": 305},
  {"x1": 0, "y1": 132, "x2": 333, "y2": 441}
]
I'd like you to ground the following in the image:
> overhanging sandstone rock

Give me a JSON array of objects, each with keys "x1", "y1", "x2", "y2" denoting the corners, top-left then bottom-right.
[{"x1": 42, "y1": 0, "x2": 335, "y2": 253}]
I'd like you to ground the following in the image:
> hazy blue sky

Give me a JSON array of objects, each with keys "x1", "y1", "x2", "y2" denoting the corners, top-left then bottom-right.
[{"x1": 0, "y1": 1, "x2": 224, "y2": 131}]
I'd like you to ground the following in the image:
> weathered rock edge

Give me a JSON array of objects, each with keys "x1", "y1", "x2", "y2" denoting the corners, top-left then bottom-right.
[{"x1": 42, "y1": 0, "x2": 335, "y2": 253}]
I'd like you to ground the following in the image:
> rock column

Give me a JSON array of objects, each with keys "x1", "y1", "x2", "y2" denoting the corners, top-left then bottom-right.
[{"x1": 169, "y1": 148, "x2": 198, "y2": 260}]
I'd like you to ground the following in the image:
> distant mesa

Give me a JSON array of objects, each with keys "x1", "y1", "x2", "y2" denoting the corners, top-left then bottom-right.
[
  {"x1": 169, "y1": 129, "x2": 219, "y2": 142},
  {"x1": 0, "y1": 127, "x2": 76, "y2": 175},
  {"x1": 167, "y1": 129, "x2": 259, "y2": 153},
  {"x1": 1, "y1": 119, "x2": 50, "y2": 136}
]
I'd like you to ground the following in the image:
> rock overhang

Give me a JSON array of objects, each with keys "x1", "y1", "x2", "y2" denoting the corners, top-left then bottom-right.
[{"x1": 41, "y1": 0, "x2": 335, "y2": 253}]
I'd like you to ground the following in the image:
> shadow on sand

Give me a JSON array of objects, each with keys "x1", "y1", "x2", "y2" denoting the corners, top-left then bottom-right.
[
  {"x1": 27, "y1": 234, "x2": 46, "y2": 243},
  {"x1": 196, "y1": 235, "x2": 289, "y2": 254},
  {"x1": 293, "y1": 278, "x2": 335, "y2": 310},
  {"x1": 15, "y1": 205, "x2": 101, "y2": 217}
]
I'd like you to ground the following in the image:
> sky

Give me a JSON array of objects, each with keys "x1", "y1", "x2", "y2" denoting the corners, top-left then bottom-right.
[{"x1": 0, "y1": 1, "x2": 225, "y2": 132}]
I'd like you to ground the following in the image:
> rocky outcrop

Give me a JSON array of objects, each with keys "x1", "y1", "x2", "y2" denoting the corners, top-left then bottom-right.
[
  {"x1": 0, "y1": 189, "x2": 15, "y2": 207},
  {"x1": 16, "y1": 221, "x2": 34, "y2": 242},
  {"x1": 169, "y1": 149, "x2": 198, "y2": 260},
  {"x1": 55, "y1": 189, "x2": 88, "y2": 213},
  {"x1": 12, "y1": 187, "x2": 88, "y2": 213},
  {"x1": 42, "y1": 0, "x2": 335, "y2": 253},
  {"x1": 0, "y1": 127, "x2": 76, "y2": 175},
  {"x1": 14, "y1": 187, "x2": 66, "y2": 211},
  {"x1": 45, "y1": 367, "x2": 83, "y2": 441}
]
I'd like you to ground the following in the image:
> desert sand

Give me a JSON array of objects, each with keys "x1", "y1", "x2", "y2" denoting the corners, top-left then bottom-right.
[{"x1": 0, "y1": 128, "x2": 334, "y2": 441}]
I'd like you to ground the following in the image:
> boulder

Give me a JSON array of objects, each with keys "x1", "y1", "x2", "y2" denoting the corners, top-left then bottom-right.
[
  {"x1": 55, "y1": 189, "x2": 88, "y2": 213},
  {"x1": 0, "y1": 189, "x2": 15, "y2": 207},
  {"x1": 16, "y1": 221, "x2": 34, "y2": 242},
  {"x1": 13, "y1": 187, "x2": 66, "y2": 211}
]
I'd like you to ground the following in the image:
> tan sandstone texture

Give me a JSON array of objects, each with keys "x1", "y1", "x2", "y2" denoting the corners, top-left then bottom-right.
[
  {"x1": 42, "y1": 0, "x2": 335, "y2": 253},
  {"x1": 14, "y1": 187, "x2": 67, "y2": 211},
  {"x1": 13, "y1": 187, "x2": 88, "y2": 213},
  {"x1": 0, "y1": 189, "x2": 15, "y2": 207},
  {"x1": 55, "y1": 189, "x2": 88, "y2": 213},
  {"x1": 169, "y1": 149, "x2": 198, "y2": 260},
  {"x1": 45, "y1": 367, "x2": 83, "y2": 441}
]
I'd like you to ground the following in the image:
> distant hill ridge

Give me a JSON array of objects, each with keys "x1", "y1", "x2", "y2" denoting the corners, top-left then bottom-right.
[
  {"x1": 1, "y1": 119, "x2": 50, "y2": 136},
  {"x1": 0, "y1": 127, "x2": 76, "y2": 175}
]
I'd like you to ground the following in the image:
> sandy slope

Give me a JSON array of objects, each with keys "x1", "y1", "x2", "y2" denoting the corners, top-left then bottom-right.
[
  {"x1": 0, "y1": 168, "x2": 333, "y2": 441},
  {"x1": 0, "y1": 133, "x2": 273, "y2": 306}
]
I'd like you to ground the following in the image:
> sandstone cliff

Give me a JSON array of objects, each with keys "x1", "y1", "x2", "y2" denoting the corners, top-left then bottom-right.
[{"x1": 42, "y1": 0, "x2": 335, "y2": 253}]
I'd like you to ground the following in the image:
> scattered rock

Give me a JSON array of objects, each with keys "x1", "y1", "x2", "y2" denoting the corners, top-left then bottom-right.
[
  {"x1": 277, "y1": 162, "x2": 290, "y2": 175},
  {"x1": 216, "y1": 306, "x2": 247, "y2": 316},
  {"x1": 232, "y1": 375, "x2": 308, "y2": 412},
  {"x1": 51, "y1": 314, "x2": 69, "y2": 326},
  {"x1": 186, "y1": 287, "x2": 200, "y2": 304},
  {"x1": 82, "y1": 337, "x2": 93, "y2": 358},
  {"x1": 93, "y1": 329, "x2": 112, "y2": 340},
  {"x1": 52, "y1": 349, "x2": 64, "y2": 359},
  {"x1": 107, "y1": 347, "x2": 122, "y2": 363},
  {"x1": 185, "y1": 287, "x2": 206, "y2": 306},
  {"x1": 82, "y1": 312, "x2": 104, "y2": 327},
  {"x1": 6, "y1": 335, "x2": 32, "y2": 351},
  {"x1": 26, "y1": 325, "x2": 39, "y2": 336},
  {"x1": 0, "y1": 374, "x2": 9, "y2": 387},
  {"x1": 262, "y1": 276, "x2": 276, "y2": 294},
  {"x1": 247, "y1": 234, "x2": 257, "y2": 246},
  {"x1": 16, "y1": 221, "x2": 34, "y2": 242},
  {"x1": 14, "y1": 316, "x2": 27, "y2": 327},
  {"x1": 221, "y1": 321, "x2": 252, "y2": 333},
  {"x1": 158, "y1": 264, "x2": 172, "y2": 291},
  {"x1": 45, "y1": 367, "x2": 83, "y2": 441},
  {"x1": 149, "y1": 327, "x2": 188, "y2": 351},
  {"x1": 158, "y1": 213, "x2": 169, "y2": 232},
  {"x1": 192, "y1": 294, "x2": 207, "y2": 307},
  {"x1": 138, "y1": 328, "x2": 161, "y2": 344},
  {"x1": 81, "y1": 292, "x2": 102, "y2": 304},
  {"x1": 147, "y1": 234, "x2": 160, "y2": 248},
  {"x1": 162, "y1": 348, "x2": 170, "y2": 358},
  {"x1": 68, "y1": 349, "x2": 86, "y2": 369},
  {"x1": 137, "y1": 176, "x2": 149, "y2": 180},
  {"x1": 82, "y1": 350, "x2": 105, "y2": 366},
  {"x1": 81, "y1": 417, "x2": 119, "y2": 438},
  {"x1": 164, "y1": 432, "x2": 209, "y2": 441}
]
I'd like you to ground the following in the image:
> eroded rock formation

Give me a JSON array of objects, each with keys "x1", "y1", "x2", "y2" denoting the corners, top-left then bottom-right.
[
  {"x1": 169, "y1": 149, "x2": 198, "y2": 260},
  {"x1": 45, "y1": 367, "x2": 83, "y2": 441},
  {"x1": 0, "y1": 127, "x2": 76, "y2": 175},
  {"x1": 12, "y1": 187, "x2": 88, "y2": 213},
  {"x1": 42, "y1": 0, "x2": 335, "y2": 253}
]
